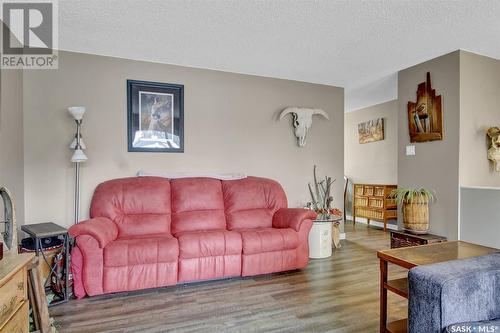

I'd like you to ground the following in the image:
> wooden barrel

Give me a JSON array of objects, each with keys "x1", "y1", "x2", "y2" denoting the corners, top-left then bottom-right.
[{"x1": 402, "y1": 196, "x2": 429, "y2": 234}]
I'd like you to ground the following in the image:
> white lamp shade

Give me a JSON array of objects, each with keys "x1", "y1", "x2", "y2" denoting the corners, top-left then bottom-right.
[
  {"x1": 71, "y1": 149, "x2": 88, "y2": 163},
  {"x1": 69, "y1": 137, "x2": 86, "y2": 150},
  {"x1": 68, "y1": 106, "x2": 86, "y2": 120}
]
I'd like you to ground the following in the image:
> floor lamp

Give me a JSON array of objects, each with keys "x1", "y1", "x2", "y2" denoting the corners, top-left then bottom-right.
[{"x1": 68, "y1": 107, "x2": 87, "y2": 224}]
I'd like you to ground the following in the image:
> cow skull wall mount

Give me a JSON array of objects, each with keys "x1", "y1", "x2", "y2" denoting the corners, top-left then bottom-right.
[
  {"x1": 487, "y1": 127, "x2": 500, "y2": 172},
  {"x1": 280, "y1": 107, "x2": 329, "y2": 147}
]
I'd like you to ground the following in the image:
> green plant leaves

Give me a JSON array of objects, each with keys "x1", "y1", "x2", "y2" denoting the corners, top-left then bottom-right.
[{"x1": 389, "y1": 188, "x2": 436, "y2": 205}]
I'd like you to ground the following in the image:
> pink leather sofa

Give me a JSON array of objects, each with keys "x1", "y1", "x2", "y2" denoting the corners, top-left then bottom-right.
[{"x1": 69, "y1": 176, "x2": 316, "y2": 297}]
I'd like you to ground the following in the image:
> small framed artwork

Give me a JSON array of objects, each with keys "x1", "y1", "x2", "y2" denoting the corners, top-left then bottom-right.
[
  {"x1": 358, "y1": 118, "x2": 384, "y2": 144},
  {"x1": 127, "y1": 80, "x2": 184, "y2": 152}
]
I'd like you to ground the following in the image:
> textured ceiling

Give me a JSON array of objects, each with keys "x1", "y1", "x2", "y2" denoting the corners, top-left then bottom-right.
[{"x1": 59, "y1": 0, "x2": 500, "y2": 111}]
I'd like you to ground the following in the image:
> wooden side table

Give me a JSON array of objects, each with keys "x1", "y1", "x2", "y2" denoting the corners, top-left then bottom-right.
[
  {"x1": 377, "y1": 241, "x2": 499, "y2": 333},
  {"x1": 390, "y1": 230, "x2": 446, "y2": 248}
]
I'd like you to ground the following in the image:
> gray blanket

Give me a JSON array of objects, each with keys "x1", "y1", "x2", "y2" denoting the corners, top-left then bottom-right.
[{"x1": 408, "y1": 252, "x2": 500, "y2": 333}]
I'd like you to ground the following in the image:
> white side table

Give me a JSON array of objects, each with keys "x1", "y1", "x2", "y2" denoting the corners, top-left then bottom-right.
[{"x1": 308, "y1": 217, "x2": 343, "y2": 259}]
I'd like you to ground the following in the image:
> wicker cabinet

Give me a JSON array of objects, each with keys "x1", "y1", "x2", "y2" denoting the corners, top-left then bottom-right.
[{"x1": 352, "y1": 184, "x2": 397, "y2": 231}]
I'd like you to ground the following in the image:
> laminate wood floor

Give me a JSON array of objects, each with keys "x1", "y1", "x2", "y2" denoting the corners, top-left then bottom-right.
[{"x1": 50, "y1": 222, "x2": 407, "y2": 333}]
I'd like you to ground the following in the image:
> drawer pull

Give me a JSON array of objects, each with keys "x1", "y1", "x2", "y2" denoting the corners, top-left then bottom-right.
[{"x1": 0, "y1": 296, "x2": 19, "y2": 323}]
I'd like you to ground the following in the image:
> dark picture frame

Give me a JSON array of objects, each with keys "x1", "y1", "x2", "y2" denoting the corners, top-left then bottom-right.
[{"x1": 127, "y1": 80, "x2": 184, "y2": 152}]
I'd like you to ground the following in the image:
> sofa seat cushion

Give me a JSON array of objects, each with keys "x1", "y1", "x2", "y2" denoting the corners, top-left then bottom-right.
[
  {"x1": 104, "y1": 235, "x2": 179, "y2": 267},
  {"x1": 238, "y1": 228, "x2": 299, "y2": 255},
  {"x1": 176, "y1": 230, "x2": 242, "y2": 259}
]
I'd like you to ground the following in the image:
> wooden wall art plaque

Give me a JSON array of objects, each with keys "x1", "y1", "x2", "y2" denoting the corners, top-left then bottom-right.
[{"x1": 407, "y1": 72, "x2": 443, "y2": 142}]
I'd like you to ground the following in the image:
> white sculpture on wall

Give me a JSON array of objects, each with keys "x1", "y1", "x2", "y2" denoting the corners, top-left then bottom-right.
[
  {"x1": 280, "y1": 107, "x2": 330, "y2": 147},
  {"x1": 487, "y1": 127, "x2": 500, "y2": 172}
]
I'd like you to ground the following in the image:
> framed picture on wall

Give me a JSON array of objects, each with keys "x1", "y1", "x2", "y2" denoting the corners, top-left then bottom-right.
[
  {"x1": 127, "y1": 80, "x2": 184, "y2": 152},
  {"x1": 358, "y1": 118, "x2": 384, "y2": 144}
]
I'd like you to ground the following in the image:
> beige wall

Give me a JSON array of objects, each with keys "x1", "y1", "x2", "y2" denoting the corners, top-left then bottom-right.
[
  {"x1": 344, "y1": 100, "x2": 398, "y2": 216},
  {"x1": 398, "y1": 51, "x2": 460, "y2": 240},
  {"x1": 344, "y1": 100, "x2": 398, "y2": 183},
  {"x1": 22, "y1": 51, "x2": 344, "y2": 228},
  {"x1": 459, "y1": 51, "x2": 500, "y2": 187},
  {"x1": 0, "y1": 69, "x2": 24, "y2": 226}
]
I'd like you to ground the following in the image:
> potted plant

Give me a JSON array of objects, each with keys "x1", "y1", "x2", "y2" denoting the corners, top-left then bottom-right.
[
  {"x1": 389, "y1": 188, "x2": 435, "y2": 234},
  {"x1": 306, "y1": 165, "x2": 342, "y2": 221}
]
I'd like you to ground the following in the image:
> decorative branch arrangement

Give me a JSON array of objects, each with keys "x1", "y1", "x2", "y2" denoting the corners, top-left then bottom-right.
[
  {"x1": 389, "y1": 188, "x2": 435, "y2": 205},
  {"x1": 306, "y1": 165, "x2": 341, "y2": 220}
]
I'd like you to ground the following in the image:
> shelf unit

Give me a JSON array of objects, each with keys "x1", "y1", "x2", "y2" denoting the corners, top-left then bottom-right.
[
  {"x1": 352, "y1": 184, "x2": 397, "y2": 231},
  {"x1": 383, "y1": 276, "x2": 409, "y2": 332},
  {"x1": 386, "y1": 318, "x2": 408, "y2": 333},
  {"x1": 384, "y1": 277, "x2": 408, "y2": 299}
]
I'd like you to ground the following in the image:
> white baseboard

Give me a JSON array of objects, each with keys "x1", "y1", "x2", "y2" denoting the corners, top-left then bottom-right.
[
  {"x1": 345, "y1": 215, "x2": 398, "y2": 231},
  {"x1": 340, "y1": 233, "x2": 346, "y2": 240}
]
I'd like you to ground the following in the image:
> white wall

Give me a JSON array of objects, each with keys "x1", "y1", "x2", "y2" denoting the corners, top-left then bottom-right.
[
  {"x1": 22, "y1": 51, "x2": 345, "y2": 229},
  {"x1": 0, "y1": 69, "x2": 24, "y2": 226}
]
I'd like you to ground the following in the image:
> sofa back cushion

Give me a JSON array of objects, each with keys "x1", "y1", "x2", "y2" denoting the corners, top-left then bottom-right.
[
  {"x1": 222, "y1": 177, "x2": 287, "y2": 230},
  {"x1": 171, "y1": 178, "x2": 226, "y2": 235},
  {"x1": 90, "y1": 177, "x2": 171, "y2": 238}
]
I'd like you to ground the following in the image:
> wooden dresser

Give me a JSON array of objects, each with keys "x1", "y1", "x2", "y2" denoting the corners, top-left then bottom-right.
[
  {"x1": 352, "y1": 184, "x2": 397, "y2": 231},
  {"x1": 0, "y1": 252, "x2": 35, "y2": 333}
]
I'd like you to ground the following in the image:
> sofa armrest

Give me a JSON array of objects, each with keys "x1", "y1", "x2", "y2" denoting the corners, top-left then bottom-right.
[
  {"x1": 272, "y1": 208, "x2": 317, "y2": 232},
  {"x1": 409, "y1": 253, "x2": 500, "y2": 333},
  {"x1": 69, "y1": 217, "x2": 118, "y2": 249}
]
